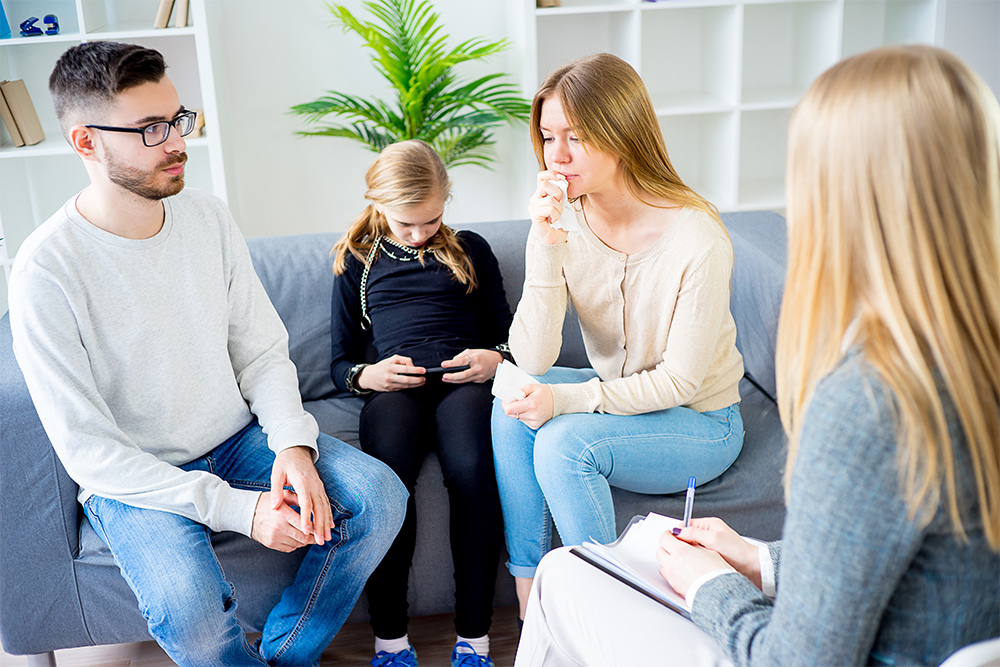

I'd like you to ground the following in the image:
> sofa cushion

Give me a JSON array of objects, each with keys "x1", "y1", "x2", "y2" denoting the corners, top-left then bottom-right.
[
  {"x1": 248, "y1": 233, "x2": 341, "y2": 401},
  {"x1": 721, "y1": 211, "x2": 787, "y2": 402}
]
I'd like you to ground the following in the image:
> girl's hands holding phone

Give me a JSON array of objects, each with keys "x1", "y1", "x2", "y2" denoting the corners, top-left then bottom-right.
[
  {"x1": 528, "y1": 171, "x2": 571, "y2": 245},
  {"x1": 356, "y1": 354, "x2": 426, "y2": 392},
  {"x1": 440, "y1": 349, "x2": 504, "y2": 384}
]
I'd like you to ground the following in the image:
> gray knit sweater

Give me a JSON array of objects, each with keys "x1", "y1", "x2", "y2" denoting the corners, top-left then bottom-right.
[{"x1": 691, "y1": 349, "x2": 1000, "y2": 666}]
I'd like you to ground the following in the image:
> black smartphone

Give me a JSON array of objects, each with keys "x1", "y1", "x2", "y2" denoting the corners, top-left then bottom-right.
[{"x1": 399, "y1": 364, "x2": 471, "y2": 376}]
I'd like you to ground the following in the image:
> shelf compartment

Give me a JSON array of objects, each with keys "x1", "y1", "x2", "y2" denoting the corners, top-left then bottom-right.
[
  {"x1": 738, "y1": 108, "x2": 790, "y2": 209},
  {"x1": 537, "y1": 0, "x2": 636, "y2": 12},
  {"x1": 0, "y1": 0, "x2": 81, "y2": 37},
  {"x1": 842, "y1": 0, "x2": 937, "y2": 59},
  {"x1": 0, "y1": 34, "x2": 204, "y2": 147},
  {"x1": 535, "y1": 10, "x2": 640, "y2": 84},
  {"x1": 0, "y1": 40, "x2": 68, "y2": 146},
  {"x1": 81, "y1": 0, "x2": 193, "y2": 34},
  {"x1": 659, "y1": 111, "x2": 738, "y2": 210},
  {"x1": 741, "y1": 1, "x2": 839, "y2": 107},
  {"x1": 641, "y1": 4, "x2": 740, "y2": 114}
]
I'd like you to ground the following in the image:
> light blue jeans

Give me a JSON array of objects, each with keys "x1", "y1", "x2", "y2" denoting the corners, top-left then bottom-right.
[
  {"x1": 83, "y1": 421, "x2": 407, "y2": 667},
  {"x1": 492, "y1": 367, "x2": 743, "y2": 578}
]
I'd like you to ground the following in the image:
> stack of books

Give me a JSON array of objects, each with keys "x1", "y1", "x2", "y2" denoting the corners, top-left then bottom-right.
[{"x1": 0, "y1": 79, "x2": 45, "y2": 147}]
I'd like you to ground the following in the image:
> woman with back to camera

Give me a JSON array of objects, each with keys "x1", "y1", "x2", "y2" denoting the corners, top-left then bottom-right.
[
  {"x1": 330, "y1": 139, "x2": 512, "y2": 667},
  {"x1": 491, "y1": 53, "x2": 745, "y2": 621},
  {"x1": 516, "y1": 44, "x2": 1000, "y2": 666}
]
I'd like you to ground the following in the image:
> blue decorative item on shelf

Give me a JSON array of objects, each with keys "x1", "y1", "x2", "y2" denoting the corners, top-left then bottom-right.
[
  {"x1": 1, "y1": 0, "x2": 11, "y2": 39},
  {"x1": 44, "y1": 14, "x2": 58, "y2": 34},
  {"x1": 19, "y1": 16, "x2": 43, "y2": 36}
]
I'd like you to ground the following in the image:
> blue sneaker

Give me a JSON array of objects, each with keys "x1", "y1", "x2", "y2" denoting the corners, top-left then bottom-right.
[
  {"x1": 371, "y1": 644, "x2": 418, "y2": 667},
  {"x1": 451, "y1": 641, "x2": 494, "y2": 667}
]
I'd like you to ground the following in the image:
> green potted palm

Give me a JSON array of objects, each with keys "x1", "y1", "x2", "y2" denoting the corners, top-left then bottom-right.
[{"x1": 291, "y1": 0, "x2": 531, "y2": 168}]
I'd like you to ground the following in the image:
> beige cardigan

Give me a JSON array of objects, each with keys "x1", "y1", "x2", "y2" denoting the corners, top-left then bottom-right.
[{"x1": 510, "y1": 207, "x2": 744, "y2": 417}]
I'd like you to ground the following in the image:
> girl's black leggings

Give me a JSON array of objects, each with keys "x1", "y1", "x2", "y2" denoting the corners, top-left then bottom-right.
[{"x1": 359, "y1": 380, "x2": 503, "y2": 639}]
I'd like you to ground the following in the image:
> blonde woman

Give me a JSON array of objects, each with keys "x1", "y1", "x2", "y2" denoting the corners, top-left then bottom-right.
[
  {"x1": 517, "y1": 45, "x2": 1000, "y2": 666},
  {"x1": 330, "y1": 140, "x2": 512, "y2": 667},
  {"x1": 492, "y1": 53, "x2": 745, "y2": 620}
]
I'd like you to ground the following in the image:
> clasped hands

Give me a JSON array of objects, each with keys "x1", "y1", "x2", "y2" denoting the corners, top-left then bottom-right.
[
  {"x1": 251, "y1": 446, "x2": 331, "y2": 553},
  {"x1": 656, "y1": 517, "x2": 763, "y2": 598}
]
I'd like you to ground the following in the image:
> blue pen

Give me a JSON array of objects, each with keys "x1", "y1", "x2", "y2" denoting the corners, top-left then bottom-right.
[{"x1": 682, "y1": 476, "x2": 696, "y2": 527}]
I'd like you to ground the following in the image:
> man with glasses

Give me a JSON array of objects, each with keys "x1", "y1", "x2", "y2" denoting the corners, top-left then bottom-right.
[{"x1": 7, "y1": 41, "x2": 407, "y2": 667}]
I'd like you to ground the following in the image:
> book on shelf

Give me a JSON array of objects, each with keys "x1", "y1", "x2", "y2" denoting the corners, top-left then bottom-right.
[
  {"x1": 173, "y1": 0, "x2": 190, "y2": 27},
  {"x1": 0, "y1": 81, "x2": 25, "y2": 147},
  {"x1": 0, "y1": 80, "x2": 44, "y2": 146},
  {"x1": 191, "y1": 109, "x2": 205, "y2": 137},
  {"x1": 154, "y1": 0, "x2": 175, "y2": 29}
]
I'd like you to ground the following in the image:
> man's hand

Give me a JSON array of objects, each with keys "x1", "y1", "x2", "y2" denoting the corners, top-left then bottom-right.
[
  {"x1": 251, "y1": 446, "x2": 332, "y2": 551},
  {"x1": 251, "y1": 490, "x2": 313, "y2": 552}
]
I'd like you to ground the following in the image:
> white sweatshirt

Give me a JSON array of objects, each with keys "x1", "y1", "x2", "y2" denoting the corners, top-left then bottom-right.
[{"x1": 8, "y1": 188, "x2": 318, "y2": 537}]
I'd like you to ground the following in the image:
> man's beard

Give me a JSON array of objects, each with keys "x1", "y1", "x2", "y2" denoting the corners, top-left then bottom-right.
[{"x1": 106, "y1": 149, "x2": 188, "y2": 201}]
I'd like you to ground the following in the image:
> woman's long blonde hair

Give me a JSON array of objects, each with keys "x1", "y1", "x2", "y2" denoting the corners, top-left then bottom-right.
[
  {"x1": 777, "y1": 45, "x2": 1000, "y2": 548},
  {"x1": 530, "y1": 53, "x2": 720, "y2": 225},
  {"x1": 332, "y1": 139, "x2": 476, "y2": 290}
]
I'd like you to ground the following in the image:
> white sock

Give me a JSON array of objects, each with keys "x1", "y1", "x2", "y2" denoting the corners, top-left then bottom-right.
[
  {"x1": 455, "y1": 634, "x2": 490, "y2": 656},
  {"x1": 375, "y1": 635, "x2": 411, "y2": 654}
]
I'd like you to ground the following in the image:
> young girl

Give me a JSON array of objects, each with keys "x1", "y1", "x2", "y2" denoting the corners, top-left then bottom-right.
[
  {"x1": 330, "y1": 140, "x2": 512, "y2": 667},
  {"x1": 492, "y1": 53, "x2": 745, "y2": 620},
  {"x1": 516, "y1": 45, "x2": 1000, "y2": 666}
]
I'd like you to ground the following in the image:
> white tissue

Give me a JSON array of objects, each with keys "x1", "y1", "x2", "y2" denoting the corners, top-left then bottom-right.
[
  {"x1": 491, "y1": 360, "x2": 536, "y2": 402},
  {"x1": 549, "y1": 178, "x2": 581, "y2": 233}
]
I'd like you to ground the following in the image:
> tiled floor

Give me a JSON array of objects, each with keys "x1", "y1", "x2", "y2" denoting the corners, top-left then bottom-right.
[{"x1": 0, "y1": 605, "x2": 521, "y2": 666}]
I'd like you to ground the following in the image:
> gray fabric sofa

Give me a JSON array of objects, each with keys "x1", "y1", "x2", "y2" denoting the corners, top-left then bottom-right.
[{"x1": 0, "y1": 211, "x2": 788, "y2": 663}]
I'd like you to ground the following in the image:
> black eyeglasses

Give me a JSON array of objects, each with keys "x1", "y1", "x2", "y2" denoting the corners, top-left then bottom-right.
[{"x1": 86, "y1": 110, "x2": 198, "y2": 147}]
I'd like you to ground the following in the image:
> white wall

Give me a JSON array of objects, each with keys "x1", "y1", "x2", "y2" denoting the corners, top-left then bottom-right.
[{"x1": 204, "y1": 0, "x2": 535, "y2": 239}]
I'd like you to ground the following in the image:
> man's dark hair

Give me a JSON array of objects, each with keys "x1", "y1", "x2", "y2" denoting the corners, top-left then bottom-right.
[{"x1": 49, "y1": 41, "x2": 167, "y2": 135}]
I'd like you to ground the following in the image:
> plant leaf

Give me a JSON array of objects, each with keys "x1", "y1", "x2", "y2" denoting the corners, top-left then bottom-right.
[{"x1": 294, "y1": 0, "x2": 531, "y2": 168}]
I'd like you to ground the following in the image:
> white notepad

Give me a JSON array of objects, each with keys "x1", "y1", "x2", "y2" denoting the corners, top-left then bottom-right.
[{"x1": 491, "y1": 360, "x2": 536, "y2": 402}]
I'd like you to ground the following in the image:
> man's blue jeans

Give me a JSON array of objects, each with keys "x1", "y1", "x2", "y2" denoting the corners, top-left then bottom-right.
[
  {"x1": 491, "y1": 367, "x2": 744, "y2": 578},
  {"x1": 83, "y1": 421, "x2": 407, "y2": 667}
]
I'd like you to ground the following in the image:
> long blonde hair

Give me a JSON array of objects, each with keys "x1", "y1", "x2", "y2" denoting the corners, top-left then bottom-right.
[
  {"x1": 777, "y1": 45, "x2": 1000, "y2": 548},
  {"x1": 332, "y1": 139, "x2": 476, "y2": 290},
  {"x1": 530, "y1": 53, "x2": 720, "y2": 224}
]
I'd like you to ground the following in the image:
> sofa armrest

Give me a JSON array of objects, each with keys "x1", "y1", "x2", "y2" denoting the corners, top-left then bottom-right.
[{"x1": 0, "y1": 313, "x2": 90, "y2": 654}]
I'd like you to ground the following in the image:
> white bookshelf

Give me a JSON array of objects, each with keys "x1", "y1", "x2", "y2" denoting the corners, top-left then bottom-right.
[
  {"x1": 514, "y1": 0, "x2": 999, "y2": 213},
  {"x1": 0, "y1": 0, "x2": 227, "y2": 315}
]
